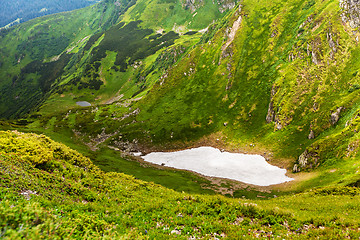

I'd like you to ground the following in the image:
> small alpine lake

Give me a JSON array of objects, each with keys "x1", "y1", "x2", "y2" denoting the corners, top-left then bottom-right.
[
  {"x1": 76, "y1": 101, "x2": 91, "y2": 107},
  {"x1": 142, "y1": 146, "x2": 293, "y2": 186}
]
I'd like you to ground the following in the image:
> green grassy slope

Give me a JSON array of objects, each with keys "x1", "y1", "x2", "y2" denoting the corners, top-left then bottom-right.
[
  {"x1": 1, "y1": 130, "x2": 360, "y2": 239},
  {"x1": 26, "y1": 0, "x2": 360, "y2": 191},
  {"x1": 125, "y1": 0, "x2": 360, "y2": 187}
]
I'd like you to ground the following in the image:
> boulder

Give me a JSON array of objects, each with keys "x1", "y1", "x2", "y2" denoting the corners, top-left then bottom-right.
[
  {"x1": 293, "y1": 149, "x2": 319, "y2": 172},
  {"x1": 308, "y1": 130, "x2": 315, "y2": 139},
  {"x1": 331, "y1": 107, "x2": 344, "y2": 125}
]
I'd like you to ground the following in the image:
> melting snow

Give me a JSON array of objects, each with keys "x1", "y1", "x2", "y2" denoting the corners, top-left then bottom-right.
[{"x1": 142, "y1": 146, "x2": 293, "y2": 186}]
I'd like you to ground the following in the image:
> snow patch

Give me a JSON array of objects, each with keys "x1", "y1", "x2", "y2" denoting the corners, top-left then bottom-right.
[{"x1": 142, "y1": 147, "x2": 293, "y2": 186}]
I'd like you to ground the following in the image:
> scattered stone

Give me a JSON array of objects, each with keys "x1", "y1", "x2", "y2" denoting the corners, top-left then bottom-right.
[
  {"x1": 20, "y1": 190, "x2": 37, "y2": 200},
  {"x1": 171, "y1": 229, "x2": 181, "y2": 235},
  {"x1": 308, "y1": 130, "x2": 315, "y2": 139}
]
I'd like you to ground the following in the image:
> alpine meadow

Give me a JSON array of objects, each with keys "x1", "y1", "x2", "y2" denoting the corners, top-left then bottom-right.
[{"x1": 1, "y1": 0, "x2": 360, "y2": 239}]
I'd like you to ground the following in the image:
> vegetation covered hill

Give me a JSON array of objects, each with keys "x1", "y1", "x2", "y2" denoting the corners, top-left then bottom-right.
[
  {"x1": 9, "y1": 0, "x2": 357, "y2": 191},
  {"x1": 1, "y1": 130, "x2": 360, "y2": 239},
  {"x1": 0, "y1": 0, "x2": 100, "y2": 28},
  {"x1": 2, "y1": 0, "x2": 360, "y2": 237},
  {"x1": 0, "y1": 0, "x2": 235, "y2": 119}
]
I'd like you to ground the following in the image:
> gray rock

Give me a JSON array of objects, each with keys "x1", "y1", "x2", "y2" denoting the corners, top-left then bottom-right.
[
  {"x1": 293, "y1": 149, "x2": 319, "y2": 172},
  {"x1": 308, "y1": 130, "x2": 315, "y2": 139},
  {"x1": 183, "y1": 0, "x2": 204, "y2": 13},
  {"x1": 275, "y1": 121, "x2": 283, "y2": 130},
  {"x1": 266, "y1": 85, "x2": 279, "y2": 123},
  {"x1": 266, "y1": 101, "x2": 275, "y2": 123},
  {"x1": 298, "y1": 150, "x2": 309, "y2": 167},
  {"x1": 311, "y1": 50, "x2": 320, "y2": 65},
  {"x1": 327, "y1": 32, "x2": 337, "y2": 53},
  {"x1": 293, "y1": 164, "x2": 300, "y2": 173},
  {"x1": 331, "y1": 107, "x2": 344, "y2": 125}
]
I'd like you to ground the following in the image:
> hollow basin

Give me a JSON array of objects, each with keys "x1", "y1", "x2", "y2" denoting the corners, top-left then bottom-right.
[{"x1": 142, "y1": 146, "x2": 293, "y2": 186}]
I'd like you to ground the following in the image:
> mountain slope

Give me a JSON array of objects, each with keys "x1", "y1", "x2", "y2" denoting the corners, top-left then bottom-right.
[
  {"x1": 0, "y1": 0, "x2": 135, "y2": 118},
  {"x1": 0, "y1": 0, "x2": 237, "y2": 119},
  {"x1": 1, "y1": 0, "x2": 360, "y2": 194},
  {"x1": 0, "y1": 0, "x2": 100, "y2": 28},
  {"x1": 22, "y1": 0, "x2": 360, "y2": 190}
]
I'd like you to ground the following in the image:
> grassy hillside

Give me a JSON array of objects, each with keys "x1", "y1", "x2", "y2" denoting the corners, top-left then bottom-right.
[
  {"x1": 1, "y1": 130, "x2": 360, "y2": 239},
  {"x1": 2, "y1": 1, "x2": 360, "y2": 237},
  {"x1": 21, "y1": 0, "x2": 360, "y2": 192}
]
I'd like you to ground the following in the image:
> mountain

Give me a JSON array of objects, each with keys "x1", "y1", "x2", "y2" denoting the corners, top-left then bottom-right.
[
  {"x1": 8, "y1": 0, "x2": 357, "y2": 188},
  {"x1": 2, "y1": 0, "x2": 360, "y2": 237},
  {"x1": 1, "y1": 0, "x2": 360, "y2": 186},
  {"x1": 0, "y1": 0, "x2": 234, "y2": 118},
  {"x1": 0, "y1": 0, "x2": 100, "y2": 28}
]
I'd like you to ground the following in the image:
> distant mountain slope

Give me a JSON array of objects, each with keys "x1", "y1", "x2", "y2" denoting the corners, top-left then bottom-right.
[
  {"x1": 0, "y1": 0, "x2": 100, "y2": 28},
  {"x1": 0, "y1": 0, "x2": 136, "y2": 118},
  {"x1": 0, "y1": 0, "x2": 236, "y2": 118}
]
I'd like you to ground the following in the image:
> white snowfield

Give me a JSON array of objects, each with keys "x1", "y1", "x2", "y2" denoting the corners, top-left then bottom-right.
[{"x1": 142, "y1": 146, "x2": 293, "y2": 186}]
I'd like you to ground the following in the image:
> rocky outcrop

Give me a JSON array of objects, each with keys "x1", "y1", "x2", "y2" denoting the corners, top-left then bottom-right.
[
  {"x1": 182, "y1": 0, "x2": 204, "y2": 13},
  {"x1": 266, "y1": 102, "x2": 275, "y2": 123},
  {"x1": 331, "y1": 107, "x2": 344, "y2": 125},
  {"x1": 218, "y1": 0, "x2": 237, "y2": 13},
  {"x1": 340, "y1": 0, "x2": 360, "y2": 28},
  {"x1": 221, "y1": 7, "x2": 242, "y2": 54},
  {"x1": 293, "y1": 149, "x2": 319, "y2": 172},
  {"x1": 266, "y1": 85, "x2": 279, "y2": 123}
]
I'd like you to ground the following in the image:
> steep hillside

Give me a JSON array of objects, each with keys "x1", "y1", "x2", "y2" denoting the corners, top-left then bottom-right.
[
  {"x1": 22, "y1": 0, "x2": 360, "y2": 191},
  {"x1": 1, "y1": 0, "x2": 360, "y2": 200},
  {"x1": 4, "y1": 0, "x2": 360, "y2": 238},
  {"x1": 1, "y1": 130, "x2": 360, "y2": 239},
  {"x1": 0, "y1": 0, "x2": 236, "y2": 119}
]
